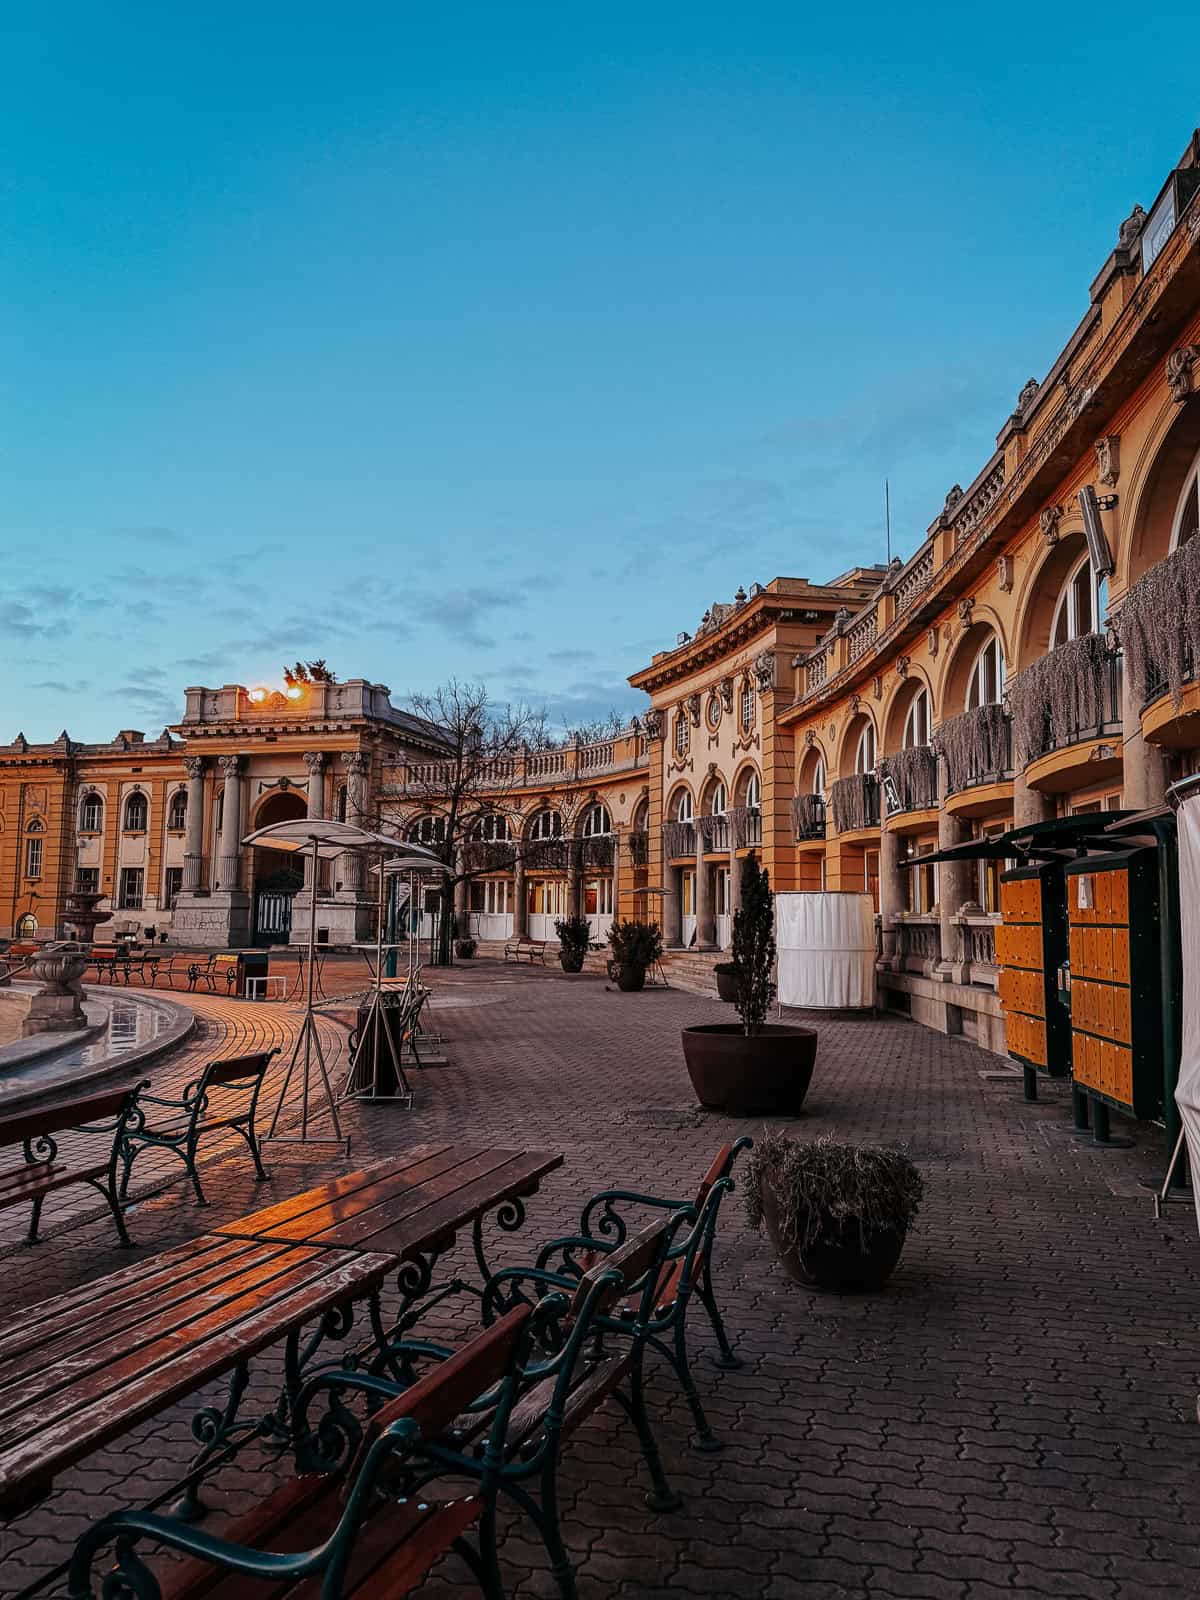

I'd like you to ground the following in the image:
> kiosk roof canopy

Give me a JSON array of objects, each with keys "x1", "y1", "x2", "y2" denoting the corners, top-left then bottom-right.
[{"x1": 242, "y1": 819, "x2": 436, "y2": 861}]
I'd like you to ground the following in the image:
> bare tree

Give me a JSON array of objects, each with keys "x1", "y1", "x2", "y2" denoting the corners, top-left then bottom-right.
[{"x1": 377, "y1": 680, "x2": 550, "y2": 965}]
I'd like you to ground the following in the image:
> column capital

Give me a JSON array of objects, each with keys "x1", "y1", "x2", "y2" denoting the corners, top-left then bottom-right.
[
  {"x1": 341, "y1": 751, "x2": 369, "y2": 773},
  {"x1": 303, "y1": 750, "x2": 327, "y2": 773},
  {"x1": 183, "y1": 755, "x2": 206, "y2": 780},
  {"x1": 217, "y1": 754, "x2": 244, "y2": 778}
]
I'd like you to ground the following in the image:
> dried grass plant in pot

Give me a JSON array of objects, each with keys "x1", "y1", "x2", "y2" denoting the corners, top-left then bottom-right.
[
  {"x1": 745, "y1": 1133, "x2": 924, "y2": 1292},
  {"x1": 680, "y1": 854, "x2": 817, "y2": 1114}
]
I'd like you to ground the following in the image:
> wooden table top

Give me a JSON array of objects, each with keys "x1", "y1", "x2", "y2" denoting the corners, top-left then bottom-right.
[
  {"x1": 214, "y1": 1144, "x2": 564, "y2": 1259},
  {"x1": 0, "y1": 1233, "x2": 390, "y2": 1517}
]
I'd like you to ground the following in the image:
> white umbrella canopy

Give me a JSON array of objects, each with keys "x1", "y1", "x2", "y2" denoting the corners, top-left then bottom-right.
[
  {"x1": 241, "y1": 819, "x2": 438, "y2": 861},
  {"x1": 379, "y1": 855, "x2": 451, "y2": 875}
]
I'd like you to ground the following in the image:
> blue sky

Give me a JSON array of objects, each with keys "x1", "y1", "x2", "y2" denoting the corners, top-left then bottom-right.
[{"x1": 3, "y1": 4, "x2": 1197, "y2": 741}]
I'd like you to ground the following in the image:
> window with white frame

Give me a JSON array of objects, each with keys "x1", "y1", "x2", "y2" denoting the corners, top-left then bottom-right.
[
  {"x1": 854, "y1": 722, "x2": 876, "y2": 774},
  {"x1": 673, "y1": 790, "x2": 693, "y2": 823},
  {"x1": 123, "y1": 791, "x2": 148, "y2": 832},
  {"x1": 581, "y1": 804, "x2": 611, "y2": 836},
  {"x1": 740, "y1": 680, "x2": 755, "y2": 732},
  {"x1": 118, "y1": 866, "x2": 144, "y2": 909},
  {"x1": 708, "y1": 781, "x2": 727, "y2": 816},
  {"x1": 966, "y1": 636, "x2": 1005, "y2": 709},
  {"x1": 809, "y1": 758, "x2": 825, "y2": 795},
  {"x1": 529, "y1": 808, "x2": 562, "y2": 840},
  {"x1": 167, "y1": 790, "x2": 187, "y2": 830},
  {"x1": 903, "y1": 688, "x2": 931, "y2": 749},
  {"x1": 412, "y1": 813, "x2": 447, "y2": 846},
  {"x1": 24, "y1": 836, "x2": 42, "y2": 879},
  {"x1": 1171, "y1": 445, "x2": 1200, "y2": 551},
  {"x1": 79, "y1": 793, "x2": 103, "y2": 832},
  {"x1": 1051, "y1": 555, "x2": 1107, "y2": 648},
  {"x1": 742, "y1": 771, "x2": 761, "y2": 811},
  {"x1": 674, "y1": 714, "x2": 689, "y2": 757},
  {"x1": 471, "y1": 812, "x2": 510, "y2": 842}
]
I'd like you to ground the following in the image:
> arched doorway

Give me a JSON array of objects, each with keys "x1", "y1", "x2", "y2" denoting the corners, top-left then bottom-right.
[{"x1": 251, "y1": 788, "x2": 307, "y2": 944}]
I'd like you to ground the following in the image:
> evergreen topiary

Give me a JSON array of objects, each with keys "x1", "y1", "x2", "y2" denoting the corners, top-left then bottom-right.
[{"x1": 732, "y1": 852, "x2": 776, "y2": 1035}]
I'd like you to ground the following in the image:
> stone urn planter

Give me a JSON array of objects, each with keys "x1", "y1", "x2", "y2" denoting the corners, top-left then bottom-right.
[
  {"x1": 681, "y1": 1022, "x2": 816, "y2": 1115},
  {"x1": 22, "y1": 949, "x2": 89, "y2": 1036},
  {"x1": 745, "y1": 1134, "x2": 924, "y2": 1294}
]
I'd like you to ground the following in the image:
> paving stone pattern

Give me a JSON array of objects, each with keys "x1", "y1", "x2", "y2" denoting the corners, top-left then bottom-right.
[{"x1": 3, "y1": 958, "x2": 1200, "y2": 1598}]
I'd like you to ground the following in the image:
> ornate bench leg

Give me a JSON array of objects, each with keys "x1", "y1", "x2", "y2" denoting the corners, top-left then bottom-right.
[
  {"x1": 696, "y1": 1270, "x2": 740, "y2": 1368},
  {"x1": 172, "y1": 1358, "x2": 251, "y2": 1521},
  {"x1": 25, "y1": 1195, "x2": 45, "y2": 1246}
]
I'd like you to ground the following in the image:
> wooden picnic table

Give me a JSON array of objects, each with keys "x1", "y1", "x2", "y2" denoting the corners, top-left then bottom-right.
[
  {"x1": 0, "y1": 1232, "x2": 390, "y2": 1524},
  {"x1": 214, "y1": 1143, "x2": 564, "y2": 1334}
]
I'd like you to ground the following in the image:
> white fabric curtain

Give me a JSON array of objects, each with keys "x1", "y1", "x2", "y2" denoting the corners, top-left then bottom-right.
[
  {"x1": 1174, "y1": 796, "x2": 1200, "y2": 1234},
  {"x1": 776, "y1": 891, "x2": 876, "y2": 1009}
]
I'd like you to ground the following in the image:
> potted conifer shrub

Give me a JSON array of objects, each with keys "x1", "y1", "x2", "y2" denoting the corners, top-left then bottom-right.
[
  {"x1": 607, "y1": 919, "x2": 663, "y2": 991},
  {"x1": 744, "y1": 1132, "x2": 924, "y2": 1292},
  {"x1": 680, "y1": 853, "x2": 817, "y2": 1114},
  {"x1": 554, "y1": 915, "x2": 592, "y2": 974}
]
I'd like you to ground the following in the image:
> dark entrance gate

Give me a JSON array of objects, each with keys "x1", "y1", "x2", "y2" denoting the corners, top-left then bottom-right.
[{"x1": 253, "y1": 890, "x2": 293, "y2": 945}]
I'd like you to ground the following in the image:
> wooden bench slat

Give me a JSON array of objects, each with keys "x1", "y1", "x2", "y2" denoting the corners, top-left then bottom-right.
[
  {"x1": 253, "y1": 1148, "x2": 488, "y2": 1241},
  {"x1": 300, "y1": 1148, "x2": 522, "y2": 1250},
  {"x1": 217, "y1": 1147, "x2": 453, "y2": 1239},
  {"x1": 0, "y1": 1160, "x2": 108, "y2": 1205},
  {"x1": 0, "y1": 1085, "x2": 134, "y2": 1146}
]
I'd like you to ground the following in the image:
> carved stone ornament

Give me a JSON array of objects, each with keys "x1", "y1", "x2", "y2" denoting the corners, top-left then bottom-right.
[
  {"x1": 1039, "y1": 504, "x2": 1063, "y2": 546},
  {"x1": 850, "y1": 693, "x2": 861, "y2": 715},
  {"x1": 1167, "y1": 345, "x2": 1199, "y2": 405},
  {"x1": 872, "y1": 674, "x2": 883, "y2": 700},
  {"x1": 896, "y1": 656, "x2": 910, "y2": 678},
  {"x1": 1117, "y1": 204, "x2": 1147, "y2": 251},
  {"x1": 927, "y1": 627, "x2": 939, "y2": 659},
  {"x1": 183, "y1": 755, "x2": 205, "y2": 779},
  {"x1": 277, "y1": 776, "x2": 292, "y2": 791},
  {"x1": 303, "y1": 750, "x2": 326, "y2": 774},
  {"x1": 1095, "y1": 434, "x2": 1120, "y2": 488},
  {"x1": 718, "y1": 676, "x2": 733, "y2": 712},
  {"x1": 1017, "y1": 376, "x2": 1040, "y2": 412},
  {"x1": 685, "y1": 693, "x2": 702, "y2": 727},
  {"x1": 217, "y1": 754, "x2": 243, "y2": 778},
  {"x1": 643, "y1": 709, "x2": 664, "y2": 741},
  {"x1": 943, "y1": 484, "x2": 963, "y2": 514},
  {"x1": 804, "y1": 729, "x2": 816, "y2": 748},
  {"x1": 996, "y1": 555, "x2": 1014, "y2": 593},
  {"x1": 342, "y1": 751, "x2": 369, "y2": 773},
  {"x1": 752, "y1": 650, "x2": 777, "y2": 692},
  {"x1": 957, "y1": 597, "x2": 975, "y2": 627}
]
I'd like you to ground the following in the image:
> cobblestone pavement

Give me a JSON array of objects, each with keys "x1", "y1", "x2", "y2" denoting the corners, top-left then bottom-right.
[{"x1": 3, "y1": 959, "x2": 1200, "y2": 1598}]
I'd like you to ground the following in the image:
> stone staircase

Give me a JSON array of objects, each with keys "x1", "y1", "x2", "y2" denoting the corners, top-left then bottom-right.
[{"x1": 658, "y1": 949, "x2": 726, "y2": 999}]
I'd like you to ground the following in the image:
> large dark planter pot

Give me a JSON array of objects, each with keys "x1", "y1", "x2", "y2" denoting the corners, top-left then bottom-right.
[
  {"x1": 616, "y1": 963, "x2": 646, "y2": 992},
  {"x1": 559, "y1": 953, "x2": 585, "y2": 974},
  {"x1": 761, "y1": 1182, "x2": 907, "y2": 1293},
  {"x1": 454, "y1": 940, "x2": 476, "y2": 960},
  {"x1": 681, "y1": 1023, "x2": 816, "y2": 1116},
  {"x1": 714, "y1": 964, "x2": 740, "y2": 1003}
]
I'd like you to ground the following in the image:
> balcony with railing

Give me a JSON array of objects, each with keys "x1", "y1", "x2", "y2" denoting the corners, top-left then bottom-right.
[
  {"x1": 663, "y1": 819, "x2": 696, "y2": 859},
  {"x1": 846, "y1": 610, "x2": 878, "y2": 663},
  {"x1": 728, "y1": 806, "x2": 762, "y2": 849},
  {"x1": 935, "y1": 705, "x2": 1012, "y2": 798},
  {"x1": 389, "y1": 731, "x2": 647, "y2": 797},
  {"x1": 627, "y1": 830, "x2": 649, "y2": 867},
  {"x1": 1008, "y1": 636, "x2": 1122, "y2": 770},
  {"x1": 792, "y1": 793, "x2": 826, "y2": 841},
  {"x1": 697, "y1": 813, "x2": 730, "y2": 853},
  {"x1": 894, "y1": 918, "x2": 941, "y2": 970},
  {"x1": 1141, "y1": 649, "x2": 1194, "y2": 711},
  {"x1": 879, "y1": 746, "x2": 938, "y2": 817},
  {"x1": 829, "y1": 774, "x2": 880, "y2": 834},
  {"x1": 955, "y1": 914, "x2": 1000, "y2": 989}
]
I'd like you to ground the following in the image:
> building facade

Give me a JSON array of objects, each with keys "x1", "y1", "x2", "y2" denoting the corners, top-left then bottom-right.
[{"x1": 4, "y1": 130, "x2": 1200, "y2": 1060}]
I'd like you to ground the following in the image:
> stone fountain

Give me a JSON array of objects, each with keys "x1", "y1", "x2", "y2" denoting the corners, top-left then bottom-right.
[
  {"x1": 61, "y1": 889, "x2": 112, "y2": 945},
  {"x1": 21, "y1": 947, "x2": 90, "y2": 1036}
]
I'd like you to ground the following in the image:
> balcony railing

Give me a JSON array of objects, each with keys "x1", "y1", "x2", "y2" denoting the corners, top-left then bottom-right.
[
  {"x1": 895, "y1": 918, "x2": 941, "y2": 968},
  {"x1": 829, "y1": 774, "x2": 880, "y2": 834},
  {"x1": 390, "y1": 734, "x2": 647, "y2": 796},
  {"x1": 935, "y1": 705, "x2": 1012, "y2": 797},
  {"x1": 579, "y1": 833, "x2": 615, "y2": 869},
  {"x1": 956, "y1": 915, "x2": 1000, "y2": 987},
  {"x1": 879, "y1": 746, "x2": 938, "y2": 815},
  {"x1": 663, "y1": 820, "x2": 696, "y2": 859},
  {"x1": 727, "y1": 806, "x2": 762, "y2": 849},
  {"x1": 892, "y1": 546, "x2": 935, "y2": 614},
  {"x1": 1011, "y1": 638, "x2": 1122, "y2": 766},
  {"x1": 846, "y1": 611, "x2": 878, "y2": 663},
  {"x1": 697, "y1": 813, "x2": 729, "y2": 852},
  {"x1": 628, "y1": 829, "x2": 649, "y2": 867},
  {"x1": 792, "y1": 793, "x2": 826, "y2": 841},
  {"x1": 1142, "y1": 647, "x2": 1194, "y2": 712}
]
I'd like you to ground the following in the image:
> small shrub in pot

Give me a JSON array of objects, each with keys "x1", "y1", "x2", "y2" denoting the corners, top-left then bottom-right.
[
  {"x1": 744, "y1": 1132, "x2": 924, "y2": 1292},
  {"x1": 454, "y1": 936, "x2": 477, "y2": 959},
  {"x1": 554, "y1": 915, "x2": 592, "y2": 974},
  {"x1": 607, "y1": 920, "x2": 663, "y2": 991}
]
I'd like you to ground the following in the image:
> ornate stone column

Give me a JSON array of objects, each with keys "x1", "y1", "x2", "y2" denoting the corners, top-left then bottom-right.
[
  {"x1": 662, "y1": 861, "x2": 682, "y2": 946},
  {"x1": 1012, "y1": 768, "x2": 1054, "y2": 828},
  {"x1": 1120, "y1": 666, "x2": 1167, "y2": 812},
  {"x1": 339, "y1": 753, "x2": 369, "y2": 893},
  {"x1": 695, "y1": 830, "x2": 715, "y2": 948},
  {"x1": 935, "y1": 793, "x2": 970, "y2": 980},
  {"x1": 215, "y1": 754, "x2": 245, "y2": 892},
  {"x1": 567, "y1": 842, "x2": 582, "y2": 921},
  {"x1": 878, "y1": 823, "x2": 902, "y2": 965},
  {"x1": 513, "y1": 858, "x2": 528, "y2": 936},
  {"x1": 181, "y1": 756, "x2": 206, "y2": 891},
  {"x1": 303, "y1": 752, "x2": 326, "y2": 888}
]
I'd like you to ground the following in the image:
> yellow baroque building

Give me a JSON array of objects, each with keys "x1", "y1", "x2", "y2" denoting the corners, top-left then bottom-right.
[{"x1": 4, "y1": 129, "x2": 1200, "y2": 1060}]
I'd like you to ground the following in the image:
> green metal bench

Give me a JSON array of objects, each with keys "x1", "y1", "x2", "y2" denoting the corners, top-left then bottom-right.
[{"x1": 120, "y1": 1049, "x2": 278, "y2": 1207}]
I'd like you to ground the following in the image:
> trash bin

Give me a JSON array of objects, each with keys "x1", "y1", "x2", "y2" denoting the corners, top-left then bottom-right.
[
  {"x1": 236, "y1": 951, "x2": 270, "y2": 997},
  {"x1": 348, "y1": 993, "x2": 409, "y2": 1097}
]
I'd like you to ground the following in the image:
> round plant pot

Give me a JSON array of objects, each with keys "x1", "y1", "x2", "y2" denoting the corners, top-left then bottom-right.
[
  {"x1": 559, "y1": 953, "x2": 585, "y2": 974},
  {"x1": 714, "y1": 965, "x2": 740, "y2": 1003},
  {"x1": 616, "y1": 963, "x2": 646, "y2": 992},
  {"x1": 760, "y1": 1181, "x2": 907, "y2": 1292},
  {"x1": 454, "y1": 941, "x2": 476, "y2": 960},
  {"x1": 681, "y1": 1023, "x2": 816, "y2": 1116}
]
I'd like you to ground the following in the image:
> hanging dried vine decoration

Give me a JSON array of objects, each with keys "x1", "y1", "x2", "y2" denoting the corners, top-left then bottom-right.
[
  {"x1": 932, "y1": 703, "x2": 1009, "y2": 792},
  {"x1": 830, "y1": 773, "x2": 876, "y2": 833},
  {"x1": 878, "y1": 745, "x2": 937, "y2": 810},
  {"x1": 1005, "y1": 632, "x2": 1109, "y2": 766},
  {"x1": 1115, "y1": 535, "x2": 1200, "y2": 708},
  {"x1": 791, "y1": 793, "x2": 824, "y2": 835}
]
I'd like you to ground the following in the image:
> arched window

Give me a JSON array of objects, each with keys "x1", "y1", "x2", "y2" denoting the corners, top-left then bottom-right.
[
  {"x1": 581, "y1": 804, "x2": 612, "y2": 837},
  {"x1": 740, "y1": 680, "x2": 755, "y2": 732},
  {"x1": 708, "y1": 781, "x2": 727, "y2": 816},
  {"x1": 903, "y1": 688, "x2": 931, "y2": 749},
  {"x1": 471, "y1": 812, "x2": 510, "y2": 842},
  {"x1": 810, "y1": 758, "x2": 825, "y2": 795},
  {"x1": 412, "y1": 814, "x2": 447, "y2": 846},
  {"x1": 743, "y1": 771, "x2": 762, "y2": 811},
  {"x1": 631, "y1": 797, "x2": 649, "y2": 833},
  {"x1": 79, "y1": 793, "x2": 103, "y2": 833},
  {"x1": 1170, "y1": 445, "x2": 1200, "y2": 552},
  {"x1": 1051, "y1": 554, "x2": 1107, "y2": 647},
  {"x1": 15, "y1": 913, "x2": 37, "y2": 939},
  {"x1": 335, "y1": 786, "x2": 348, "y2": 823},
  {"x1": 167, "y1": 790, "x2": 187, "y2": 831},
  {"x1": 674, "y1": 714, "x2": 689, "y2": 758},
  {"x1": 123, "y1": 791, "x2": 148, "y2": 833},
  {"x1": 854, "y1": 723, "x2": 876, "y2": 775},
  {"x1": 529, "y1": 808, "x2": 562, "y2": 841},
  {"x1": 673, "y1": 790, "x2": 693, "y2": 823},
  {"x1": 966, "y1": 636, "x2": 1005, "y2": 709}
]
